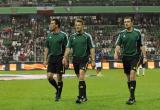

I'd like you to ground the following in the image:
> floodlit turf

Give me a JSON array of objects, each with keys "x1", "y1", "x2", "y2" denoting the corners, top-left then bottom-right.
[{"x1": 0, "y1": 69, "x2": 160, "y2": 110}]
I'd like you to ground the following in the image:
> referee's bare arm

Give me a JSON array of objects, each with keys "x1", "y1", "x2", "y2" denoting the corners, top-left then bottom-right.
[
  {"x1": 114, "y1": 45, "x2": 121, "y2": 60},
  {"x1": 140, "y1": 46, "x2": 146, "y2": 58},
  {"x1": 140, "y1": 46, "x2": 147, "y2": 63},
  {"x1": 63, "y1": 48, "x2": 70, "y2": 66},
  {"x1": 44, "y1": 48, "x2": 48, "y2": 66},
  {"x1": 90, "y1": 48, "x2": 95, "y2": 67}
]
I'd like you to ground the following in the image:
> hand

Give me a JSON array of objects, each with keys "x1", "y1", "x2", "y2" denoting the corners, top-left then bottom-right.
[
  {"x1": 114, "y1": 53, "x2": 119, "y2": 60},
  {"x1": 91, "y1": 61, "x2": 95, "y2": 68},
  {"x1": 143, "y1": 57, "x2": 147, "y2": 64},
  {"x1": 43, "y1": 60, "x2": 48, "y2": 67},
  {"x1": 62, "y1": 57, "x2": 68, "y2": 67}
]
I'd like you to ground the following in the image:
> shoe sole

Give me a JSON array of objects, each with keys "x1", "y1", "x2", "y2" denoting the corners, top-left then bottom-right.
[{"x1": 126, "y1": 101, "x2": 136, "y2": 105}]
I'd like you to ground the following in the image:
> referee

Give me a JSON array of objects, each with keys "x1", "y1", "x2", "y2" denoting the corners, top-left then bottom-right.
[
  {"x1": 63, "y1": 19, "x2": 95, "y2": 104},
  {"x1": 44, "y1": 18, "x2": 68, "y2": 101},
  {"x1": 114, "y1": 16, "x2": 147, "y2": 105}
]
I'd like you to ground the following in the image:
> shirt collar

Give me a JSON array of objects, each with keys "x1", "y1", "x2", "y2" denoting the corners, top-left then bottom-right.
[
  {"x1": 126, "y1": 27, "x2": 134, "y2": 33},
  {"x1": 51, "y1": 31, "x2": 61, "y2": 35},
  {"x1": 76, "y1": 32, "x2": 84, "y2": 36}
]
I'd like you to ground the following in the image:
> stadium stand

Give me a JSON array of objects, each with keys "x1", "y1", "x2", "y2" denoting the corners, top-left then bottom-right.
[
  {"x1": 0, "y1": 0, "x2": 160, "y2": 7},
  {"x1": 0, "y1": 0, "x2": 160, "y2": 63},
  {"x1": 0, "y1": 14, "x2": 160, "y2": 63}
]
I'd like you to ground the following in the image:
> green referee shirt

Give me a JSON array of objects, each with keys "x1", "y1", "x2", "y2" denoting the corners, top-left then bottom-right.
[
  {"x1": 45, "y1": 31, "x2": 68, "y2": 57},
  {"x1": 115, "y1": 28, "x2": 143, "y2": 56},
  {"x1": 66, "y1": 32, "x2": 95, "y2": 57}
]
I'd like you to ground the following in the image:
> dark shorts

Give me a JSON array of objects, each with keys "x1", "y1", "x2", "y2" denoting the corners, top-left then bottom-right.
[
  {"x1": 47, "y1": 55, "x2": 65, "y2": 74},
  {"x1": 122, "y1": 55, "x2": 141, "y2": 74},
  {"x1": 72, "y1": 57, "x2": 89, "y2": 74}
]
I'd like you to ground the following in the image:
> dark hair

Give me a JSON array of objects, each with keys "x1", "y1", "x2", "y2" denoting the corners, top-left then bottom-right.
[
  {"x1": 51, "y1": 18, "x2": 60, "y2": 28},
  {"x1": 124, "y1": 16, "x2": 134, "y2": 22},
  {"x1": 75, "y1": 19, "x2": 84, "y2": 25}
]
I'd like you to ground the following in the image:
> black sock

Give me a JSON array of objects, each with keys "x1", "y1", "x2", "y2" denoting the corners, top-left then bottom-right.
[
  {"x1": 58, "y1": 81, "x2": 63, "y2": 97},
  {"x1": 130, "y1": 80, "x2": 136, "y2": 99},
  {"x1": 83, "y1": 81, "x2": 86, "y2": 98},
  {"x1": 48, "y1": 79, "x2": 58, "y2": 91},
  {"x1": 79, "y1": 81, "x2": 86, "y2": 98},
  {"x1": 127, "y1": 81, "x2": 131, "y2": 90}
]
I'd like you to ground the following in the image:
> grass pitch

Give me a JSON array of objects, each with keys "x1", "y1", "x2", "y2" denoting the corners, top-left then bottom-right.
[{"x1": 0, "y1": 69, "x2": 160, "y2": 110}]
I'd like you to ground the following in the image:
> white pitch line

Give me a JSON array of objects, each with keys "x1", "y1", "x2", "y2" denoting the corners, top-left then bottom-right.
[{"x1": 0, "y1": 74, "x2": 78, "y2": 81}]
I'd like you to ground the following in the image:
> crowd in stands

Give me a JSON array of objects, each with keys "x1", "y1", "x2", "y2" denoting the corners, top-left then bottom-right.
[
  {"x1": 0, "y1": 0, "x2": 160, "y2": 7},
  {"x1": 0, "y1": 14, "x2": 160, "y2": 63}
]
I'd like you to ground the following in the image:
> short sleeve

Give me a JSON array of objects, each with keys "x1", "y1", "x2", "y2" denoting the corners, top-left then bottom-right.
[
  {"x1": 63, "y1": 34, "x2": 68, "y2": 47},
  {"x1": 45, "y1": 38, "x2": 49, "y2": 48},
  {"x1": 66, "y1": 36, "x2": 72, "y2": 48},
  {"x1": 87, "y1": 34, "x2": 95, "y2": 48},
  {"x1": 115, "y1": 33, "x2": 122, "y2": 46},
  {"x1": 137, "y1": 31, "x2": 143, "y2": 47}
]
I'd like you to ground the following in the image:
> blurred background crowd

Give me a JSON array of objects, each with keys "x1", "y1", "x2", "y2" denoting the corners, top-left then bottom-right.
[
  {"x1": 0, "y1": 0, "x2": 160, "y2": 63},
  {"x1": 0, "y1": 0, "x2": 160, "y2": 7}
]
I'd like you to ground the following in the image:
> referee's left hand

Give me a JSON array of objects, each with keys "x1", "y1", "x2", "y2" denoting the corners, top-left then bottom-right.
[
  {"x1": 91, "y1": 61, "x2": 95, "y2": 69},
  {"x1": 143, "y1": 57, "x2": 147, "y2": 64},
  {"x1": 43, "y1": 60, "x2": 48, "y2": 68},
  {"x1": 114, "y1": 53, "x2": 119, "y2": 60},
  {"x1": 62, "y1": 57, "x2": 68, "y2": 67}
]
